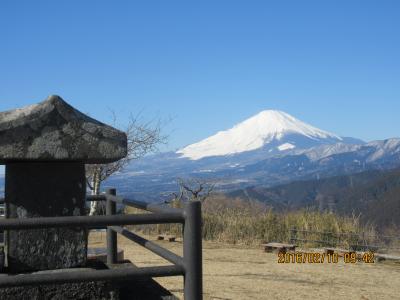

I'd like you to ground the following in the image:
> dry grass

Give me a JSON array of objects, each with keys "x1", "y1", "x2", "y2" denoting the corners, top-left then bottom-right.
[
  {"x1": 89, "y1": 231, "x2": 400, "y2": 300},
  {"x1": 125, "y1": 196, "x2": 377, "y2": 248}
]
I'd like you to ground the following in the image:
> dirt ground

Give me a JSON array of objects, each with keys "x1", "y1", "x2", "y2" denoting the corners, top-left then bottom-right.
[{"x1": 89, "y1": 231, "x2": 400, "y2": 300}]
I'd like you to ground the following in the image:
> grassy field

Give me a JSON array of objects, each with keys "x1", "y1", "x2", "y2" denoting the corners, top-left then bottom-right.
[{"x1": 89, "y1": 231, "x2": 400, "y2": 300}]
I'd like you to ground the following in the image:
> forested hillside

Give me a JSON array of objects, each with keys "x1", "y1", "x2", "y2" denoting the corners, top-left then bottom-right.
[{"x1": 229, "y1": 168, "x2": 400, "y2": 229}]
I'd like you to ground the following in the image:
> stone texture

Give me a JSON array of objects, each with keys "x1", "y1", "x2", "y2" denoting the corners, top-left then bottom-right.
[
  {"x1": 5, "y1": 162, "x2": 87, "y2": 272},
  {"x1": 0, "y1": 266, "x2": 119, "y2": 300},
  {"x1": 0, "y1": 261, "x2": 178, "y2": 300},
  {"x1": 88, "y1": 247, "x2": 124, "y2": 263},
  {"x1": 0, "y1": 280, "x2": 118, "y2": 300},
  {"x1": 0, "y1": 95, "x2": 127, "y2": 164}
]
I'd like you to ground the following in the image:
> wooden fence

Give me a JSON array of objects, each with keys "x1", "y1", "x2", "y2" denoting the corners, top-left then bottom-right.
[{"x1": 290, "y1": 228, "x2": 400, "y2": 253}]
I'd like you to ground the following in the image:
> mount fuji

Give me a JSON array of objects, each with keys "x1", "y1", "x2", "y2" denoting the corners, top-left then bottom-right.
[
  {"x1": 177, "y1": 110, "x2": 358, "y2": 160},
  {"x1": 103, "y1": 109, "x2": 400, "y2": 201}
]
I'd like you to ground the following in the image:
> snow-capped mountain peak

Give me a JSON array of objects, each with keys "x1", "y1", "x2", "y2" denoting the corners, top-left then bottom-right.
[
  {"x1": 177, "y1": 109, "x2": 343, "y2": 160},
  {"x1": 240, "y1": 110, "x2": 341, "y2": 140}
]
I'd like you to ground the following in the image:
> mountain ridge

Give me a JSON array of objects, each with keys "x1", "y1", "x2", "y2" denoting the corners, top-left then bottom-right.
[
  {"x1": 104, "y1": 137, "x2": 400, "y2": 202},
  {"x1": 228, "y1": 167, "x2": 400, "y2": 228}
]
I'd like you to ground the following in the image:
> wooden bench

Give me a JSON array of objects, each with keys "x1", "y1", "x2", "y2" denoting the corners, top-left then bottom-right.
[
  {"x1": 167, "y1": 236, "x2": 176, "y2": 242},
  {"x1": 374, "y1": 253, "x2": 400, "y2": 263},
  {"x1": 262, "y1": 242, "x2": 296, "y2": 254},
  {"x1": 324, "y1": 248, "x2": 400, "y2": 263},
  {"x1": 157, "y1": 235, "x2": 176, "y2": 242},
  {"x1": 324, "y1": 247, "x2": 354, "y2": 256}
]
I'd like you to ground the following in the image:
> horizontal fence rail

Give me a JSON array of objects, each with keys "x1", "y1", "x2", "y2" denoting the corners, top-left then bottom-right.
[
  {"x1": 291, "y1": 228, "x2": 400, "y2": 240},
  {"x1": 87, "y1": 194, "x2": 181, "y2": 214},
  {"x1": 0, "y1": 265, "x2": 184, "y2": 288},
  {"x1": 290, "y1": 228, "x2": 400, "y2": 252},
  {"x1": 0, "y1": 188, "x2": 203, "y2": 300},
  {"x1": 0, "y1": 212, "x2": 184, "y2": 230},
  {"x1": 110, "y1": 226, "x2": 184, "y2": 267}
]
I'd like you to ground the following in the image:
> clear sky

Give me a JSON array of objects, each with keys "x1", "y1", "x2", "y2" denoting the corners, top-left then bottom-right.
[{"x1": 0, "y1": 0, "x2": 399, "y2": 152}]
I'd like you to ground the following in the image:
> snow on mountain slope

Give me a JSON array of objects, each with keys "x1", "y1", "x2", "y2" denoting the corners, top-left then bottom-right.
[
  {"x1": 299, "y1": 143, "x2": 362, "y2": 161},
  {"x1": 278, "y1": 143, "x2": 296, "y2": 151},
  {"x1": 177, "y1": 110, "x2": 342, "y2": 160}
]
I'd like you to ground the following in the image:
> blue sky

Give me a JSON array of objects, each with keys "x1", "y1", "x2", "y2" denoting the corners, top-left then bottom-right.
[{"x1": 0, "y1": 0, "x2": 399, "y2": 152}]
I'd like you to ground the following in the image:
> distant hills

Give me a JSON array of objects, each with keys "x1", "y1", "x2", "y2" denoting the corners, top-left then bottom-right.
[{"x1": 229, "y1": 168, "x2": 400, "y2": 228}]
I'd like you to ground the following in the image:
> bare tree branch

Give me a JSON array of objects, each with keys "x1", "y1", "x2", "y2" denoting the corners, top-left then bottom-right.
[
  {"x1": 86, "y1": 111, "x2": 169, "y2": 215},
  {"x1": 167, "y1": 178, "x2": 216, "y2": 208}
]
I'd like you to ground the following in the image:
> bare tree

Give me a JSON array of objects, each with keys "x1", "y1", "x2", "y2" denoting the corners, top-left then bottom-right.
[
  {"x1": 166, "y1": 177, "x2": 216, "y2": 208},
  {"x1": 86, "y1": 112, "x2": 168, "y2": 215},
  {"x1": 156, "y1": 178, "x2": 215, "y2": 236}
]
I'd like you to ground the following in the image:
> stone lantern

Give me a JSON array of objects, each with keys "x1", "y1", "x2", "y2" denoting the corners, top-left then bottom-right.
[{"x1": 0, "y1": 95, "x2": 127, "y2": 272}]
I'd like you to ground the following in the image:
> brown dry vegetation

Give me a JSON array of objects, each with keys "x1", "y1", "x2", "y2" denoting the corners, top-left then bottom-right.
[
  {"x1": 89, "y1": 231, "x2": 400, "y2": 300},
  {"x1": 126, "y1": 194, "x2": 382, "y2": 248}
]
